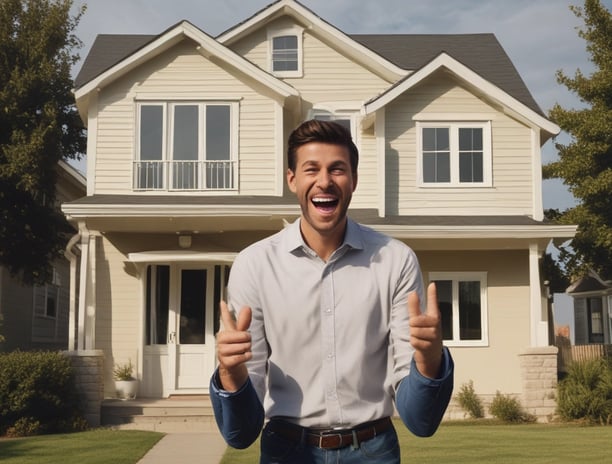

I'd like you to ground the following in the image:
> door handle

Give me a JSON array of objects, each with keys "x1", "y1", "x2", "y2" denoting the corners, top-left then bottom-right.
[{"x1": 168, "y1": 331, "x2": 176, "y2": 344}]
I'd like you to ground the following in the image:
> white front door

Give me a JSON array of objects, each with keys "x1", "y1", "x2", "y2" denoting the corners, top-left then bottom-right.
[
  {"x1": 167, "y1": 266, "x2": 215, "y2": 393},
  {"x1": 142, "y1": 263, "x2": 227, "y2": 397}
]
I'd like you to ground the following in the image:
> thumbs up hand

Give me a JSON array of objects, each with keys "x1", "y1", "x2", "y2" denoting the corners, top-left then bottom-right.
[
  {"x1": 216, "y1": 301, "x2": 252, "y2": 392},
  {"x1": 408, "y1": 283, "x2": 443, "y2": 379}
]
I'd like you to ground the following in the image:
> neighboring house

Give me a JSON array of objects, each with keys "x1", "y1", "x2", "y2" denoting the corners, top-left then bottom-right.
[
  {"x1": 567, "y1": 271, "x2": 612, "y2": 345},
  {"x1": 63, "y1": 0, "x2": 576, "y2": 412},
  {"x1": 0, "y1": 160, "x2": 86, "y2": 352}
]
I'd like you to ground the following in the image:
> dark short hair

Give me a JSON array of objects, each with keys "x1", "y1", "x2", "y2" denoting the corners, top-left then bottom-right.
[{"x1": 287, "y1": 119, "x2": 359, "y2": 173}]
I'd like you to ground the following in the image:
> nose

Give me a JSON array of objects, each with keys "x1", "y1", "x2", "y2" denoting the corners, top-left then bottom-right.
[{"x1": 316, "y1": 170, "x2": 333, "y2": 189}]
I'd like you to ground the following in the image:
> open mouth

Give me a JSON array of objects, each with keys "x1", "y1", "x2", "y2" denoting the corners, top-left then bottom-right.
[{"x1": 312, "y1": 197, "x2": 339, "y2": 213}]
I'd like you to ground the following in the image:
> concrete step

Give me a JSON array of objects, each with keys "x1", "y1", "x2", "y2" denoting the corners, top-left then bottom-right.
[{"x1": 102, "y1": 396, "x2": 218, "y2": 433}]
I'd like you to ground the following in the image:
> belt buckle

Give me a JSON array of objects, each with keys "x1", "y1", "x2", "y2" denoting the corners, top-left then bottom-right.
[{"x1": 318, "y1": 432, "x2": 343, "y2": 449}]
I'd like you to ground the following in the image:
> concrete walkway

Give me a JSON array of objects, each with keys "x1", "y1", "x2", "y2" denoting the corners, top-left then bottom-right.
[{"x1": 137, "y1": 425, "x2": 227, "y2": 464}]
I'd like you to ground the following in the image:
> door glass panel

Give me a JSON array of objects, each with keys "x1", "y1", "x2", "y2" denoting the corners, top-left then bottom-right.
[
  {"x1": 206, "y1": 105, "x2": 231, "y2": 189},
  {"x1": 146, "y1": 265, "x2": 169, "y2": 345},
  {"x1": 179, "y1": 269, "x2": 207, "y2": 344}
]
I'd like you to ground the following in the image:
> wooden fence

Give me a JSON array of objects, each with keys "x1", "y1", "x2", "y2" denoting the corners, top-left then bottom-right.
[{"x1": 557, "y1": 343, "x2": 612, "y2": 373}]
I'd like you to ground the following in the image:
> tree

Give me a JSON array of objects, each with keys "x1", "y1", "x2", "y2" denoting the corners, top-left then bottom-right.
[
  {"x1": 0, "y1": 0, "x2": 86, "y2": 284},
  {"x1": 544, "y1": 0, "x2": 612, "y2": 281}
]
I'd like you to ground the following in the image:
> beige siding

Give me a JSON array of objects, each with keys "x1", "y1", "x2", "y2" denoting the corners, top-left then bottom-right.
[
  {"x1": 419, "y1": 249, "x2": 530, "y2": 394},
  {"x1": 230, "y1": 19, "x2": 392, "y2": 207},
  {"x1": 386, "y1": 73, "x2": 534, "y2": 216},
  {"x1": 95, "y1": 236, "x2": 141, "y2": 393},
  {"x1": 93, "y1": 41, "x2": 279, "y2": 195}
]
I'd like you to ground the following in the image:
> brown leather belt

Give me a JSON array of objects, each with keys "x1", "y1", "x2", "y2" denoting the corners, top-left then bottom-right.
[{"x1": 266, "y1": 417, "x2": 393, "y2": 449}]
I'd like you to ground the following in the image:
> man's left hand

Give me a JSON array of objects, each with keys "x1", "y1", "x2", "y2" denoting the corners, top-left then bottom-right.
[{"x1": 408, "y1": 282, "x2": 443, "y2": 379}]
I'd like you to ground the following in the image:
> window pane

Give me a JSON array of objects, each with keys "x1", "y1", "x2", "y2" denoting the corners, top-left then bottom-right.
[
  {"x1": 459, "y1": 152, "x2": 483, "y2": 182},
  {"x1": 173, "y1": 105, "x2": 198, "y2": 161},
  {"x1": 422, "y1": 128, "x2": 450, "y2": 183},
  {"x1": 435, "y1": 280, "x2": 453, "y2": 340},
  {"x1": 459, "y1": 128, "x2": 484, "y2": 183},
  {"x1": 206, "y1": 105, "x2": 232, "y2": 189},
  {"x1": 273, "y1": 35, "x2": 298, "y2": 71},
  {"x1": 140, "y1": 106, "x2": 163, "y2": 160},
  {"x1": 459, "y1": 281, "x2": 481, "y2": 340}
]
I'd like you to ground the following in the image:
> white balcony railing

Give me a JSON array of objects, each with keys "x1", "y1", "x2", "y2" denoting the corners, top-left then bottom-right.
[{"x1": 134, "y1": 160, "x2": 236, "y2": 191}]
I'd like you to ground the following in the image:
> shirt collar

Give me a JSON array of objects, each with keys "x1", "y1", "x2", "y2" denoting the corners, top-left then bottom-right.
[{"x1": 284, "y1": 217, "x2": 365, "y2": 255}]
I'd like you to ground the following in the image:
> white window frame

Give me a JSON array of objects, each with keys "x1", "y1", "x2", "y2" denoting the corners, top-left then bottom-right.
[
  {"x1": 416, "y1": 121, "x2": 492, "y2": 187},
  {"x1": 134, "y1": 101, "x2": 239, "y2": 192},
  {"x1": 429, "y1": 271, "x2": 489, "y2": 347},
  {"x1": 33, "y1": 268, "x2": 61, "y2": 319},
  {"x1": 267, "y1": 26, "x2": 303, "y2": 78}
]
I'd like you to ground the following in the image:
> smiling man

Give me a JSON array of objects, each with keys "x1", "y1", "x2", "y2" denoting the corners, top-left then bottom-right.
[{"x1": 210, "y1": 120, "x2": 454, "y2": 464}]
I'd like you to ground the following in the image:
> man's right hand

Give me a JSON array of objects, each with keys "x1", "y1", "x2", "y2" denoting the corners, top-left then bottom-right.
[{"x1": 216, "y1": 301, "x2": 252, "y2": 392}]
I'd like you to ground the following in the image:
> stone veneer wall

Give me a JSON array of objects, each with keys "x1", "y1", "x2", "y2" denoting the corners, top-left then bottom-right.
[
  {"x1": 518, "y1": 346, "x2": 558, "y2": 422},
  {"x1": 62, "y1": 350, "x2": 104, "y2": 427}
]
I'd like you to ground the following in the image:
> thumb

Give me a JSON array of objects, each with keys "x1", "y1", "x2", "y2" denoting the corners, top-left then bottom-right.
[
  {"x1": 236, "y1": 306, "x2": 252, "y2": 332},
  {"x1": 220, "y1": 300, "x2": 237, "y2": 331},
  {"x1": 425, "y1": 282, "x2": 440, "y2": 318}
]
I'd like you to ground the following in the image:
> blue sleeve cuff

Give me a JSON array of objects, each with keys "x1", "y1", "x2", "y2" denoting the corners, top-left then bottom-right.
[
  {"x1": 210, "y1": 369, "x2": 265, "y2": 449},
  {"x1": 396, "y1": 347, "x2": 454, "y2": 437}
]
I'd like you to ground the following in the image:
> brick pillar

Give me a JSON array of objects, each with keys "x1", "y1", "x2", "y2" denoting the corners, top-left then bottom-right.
[
  {"x1": 62, "y1": 350, "x2": 104, "y2": 427},
  {"x1": 518, "y1": 346, "x2": 558, "y2": 422}
]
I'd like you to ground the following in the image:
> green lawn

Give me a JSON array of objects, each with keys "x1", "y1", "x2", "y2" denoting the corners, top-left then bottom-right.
[
  {"x1": 221, "y1": 420, "x2": 612, "y2": 463},
  {"x1": 0, "y1": 429, "x2": 163, "y2": 464}
]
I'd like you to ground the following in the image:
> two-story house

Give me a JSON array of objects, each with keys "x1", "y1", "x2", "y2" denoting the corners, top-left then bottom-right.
[{"x1": 63, "y1": 0, "x2": 576, "y2": 417}]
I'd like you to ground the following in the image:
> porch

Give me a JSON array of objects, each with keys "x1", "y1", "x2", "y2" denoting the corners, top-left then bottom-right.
[{"x1": 101, "y1": 395, "x2": 217, "y2": 433}]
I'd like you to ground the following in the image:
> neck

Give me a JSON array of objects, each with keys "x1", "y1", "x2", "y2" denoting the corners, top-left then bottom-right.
[{"x1": 300, "y1": 218, "x2": 347, "y2": 262}]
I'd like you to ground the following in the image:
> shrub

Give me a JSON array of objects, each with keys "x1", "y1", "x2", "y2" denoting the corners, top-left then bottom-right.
[
  {"x1": 557, "y1": 358, "x2": 612, "y2": 424},
  {"x1": 489, "y1": 391, "x2": 536, "y2": 423},
  {"x1": 0, "y1": 351, "x2": 87, "y2": 437},
  {"x1": 456, "y1": 380, "x2": 484, "y2": 419}
]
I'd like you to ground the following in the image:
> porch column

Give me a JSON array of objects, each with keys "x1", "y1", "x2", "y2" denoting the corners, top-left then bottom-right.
[{"x1": 529, "y1": 243, "x2": 547, "y2": 346}]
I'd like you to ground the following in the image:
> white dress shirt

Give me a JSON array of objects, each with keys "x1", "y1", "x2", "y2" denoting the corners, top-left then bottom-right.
[{"x1": 226, "y1": 217, "x2": 424, "y2": 428}]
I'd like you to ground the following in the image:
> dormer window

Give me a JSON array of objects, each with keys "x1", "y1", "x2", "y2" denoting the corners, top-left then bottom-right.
[
  {"x1": 272, "y1": 36, "x2": 298, "y2": 72},
  {"x1": 268, "y1": 26, "x2": 303, "y2": 77}
]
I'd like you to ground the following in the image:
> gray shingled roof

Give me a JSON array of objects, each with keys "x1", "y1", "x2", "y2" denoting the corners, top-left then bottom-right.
[
  {"x1": 74, "y1": 29, "x2": 543, "y2": 117},
  {"x1": 351, "y1": 33, "x2": 543, "y2": 116}
]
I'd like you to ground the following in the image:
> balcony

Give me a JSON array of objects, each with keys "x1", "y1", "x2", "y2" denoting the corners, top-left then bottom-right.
[{"x1": 134, "y1": 160, "x2": 236, "y2": 191}]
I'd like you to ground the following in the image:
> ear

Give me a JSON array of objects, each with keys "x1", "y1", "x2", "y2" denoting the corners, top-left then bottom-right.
[{"x1": 287, "y1": 168, "x2": 297, "y2": 193}]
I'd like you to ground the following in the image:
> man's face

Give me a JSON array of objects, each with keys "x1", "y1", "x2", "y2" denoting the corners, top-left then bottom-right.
[{"x1": 287, "y1": 142, "x2": 357, "y2": 240}]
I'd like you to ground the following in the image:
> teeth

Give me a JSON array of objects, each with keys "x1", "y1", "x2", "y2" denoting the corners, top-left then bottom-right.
[{"x1": 313, "y1": 198, "x2": 335, "y2": 203}]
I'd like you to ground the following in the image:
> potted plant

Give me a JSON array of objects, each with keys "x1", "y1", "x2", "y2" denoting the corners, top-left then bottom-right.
[{"x1": 113, "y1": 359, "x2": 139, "y2": 400}]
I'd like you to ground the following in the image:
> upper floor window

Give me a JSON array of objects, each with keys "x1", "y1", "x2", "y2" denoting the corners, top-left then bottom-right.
[
  {"x1": 417, "y1": 122, "x2": 491, "y2": 187},
  {"x1": 429, "y1": 272, "x2": 488, "y2": 347},
  {"x1": 268, "y1": 27, "x2": 303, "y2": 78},
  {"x1": 312, "y1": 110, "x2": 354, "y2": 137},
  {"x1": 135, "y1": 102, "x2": 238, "y2": 191}
]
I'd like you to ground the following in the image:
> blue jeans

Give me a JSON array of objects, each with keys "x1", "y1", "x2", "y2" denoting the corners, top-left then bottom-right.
[{"x1": 259, "y1": 421, "x2": 401, "y2": 464}]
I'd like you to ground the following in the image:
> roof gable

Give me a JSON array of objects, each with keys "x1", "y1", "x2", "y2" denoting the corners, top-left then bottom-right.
[
  {"x1": 73, "y1": 21, "x2": 298, "y2": 102},
  {"x1": 216, "y1": 0, "x2": 406, "y2": 81},
  {"x1": 363, "y1": 52, "x2": 560, "y2": 139}
]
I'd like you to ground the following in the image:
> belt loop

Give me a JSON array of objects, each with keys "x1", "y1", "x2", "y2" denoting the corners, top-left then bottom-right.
[
  {"x1": 299, "y1": 426, "x2": 307, "y2": 450},
  {"x1": 351, "y1": 429, "x2": 359, "y2": 450}
]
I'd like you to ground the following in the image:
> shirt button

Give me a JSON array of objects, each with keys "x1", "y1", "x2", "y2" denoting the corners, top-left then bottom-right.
[{"x1": 325, "y1": 308, "x2": 332, "y2": 314}]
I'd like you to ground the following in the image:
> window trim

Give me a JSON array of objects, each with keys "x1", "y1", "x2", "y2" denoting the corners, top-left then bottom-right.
[
  {"x1": 416, "y1": 121, "x2": 492, "y2": 188},
  {"x1": 429, "y1": 271, "x2": 489, "y2": 347},
  {"x1": 267, "y1": 26, "x2": 303, "y2": 78},
  {"x1": 134, "y1": 100, "x2": 239, "y2": 192}
]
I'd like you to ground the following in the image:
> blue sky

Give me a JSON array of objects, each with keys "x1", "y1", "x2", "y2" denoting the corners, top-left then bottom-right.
[{"x1": 70, "y1": 0, "x2": 610, "y2": 212}]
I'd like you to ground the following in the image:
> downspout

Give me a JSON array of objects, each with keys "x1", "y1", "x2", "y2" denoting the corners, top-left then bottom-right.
[{"x1": 64, "y1": 232, "x2": 81, "y2": 351}]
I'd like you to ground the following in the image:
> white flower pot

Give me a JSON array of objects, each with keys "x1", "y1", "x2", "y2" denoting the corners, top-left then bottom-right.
[{"x1": 115, "y1": 380, "x2": 139, "y2": 400}]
